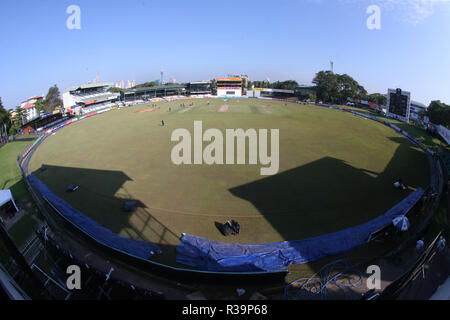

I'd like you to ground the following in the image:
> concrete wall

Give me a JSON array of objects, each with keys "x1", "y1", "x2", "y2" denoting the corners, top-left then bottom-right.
[{"x1": 216, "y1": 89, "x2": 242, "y2": 97}]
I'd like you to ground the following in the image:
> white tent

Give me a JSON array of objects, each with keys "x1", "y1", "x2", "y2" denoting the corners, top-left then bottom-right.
[
  {"x1": 0, "y1": 190, "x2": 19, "y2": 213},
  {"x1": 392, "y1": 215, "x2": 410, "y2": 231}
]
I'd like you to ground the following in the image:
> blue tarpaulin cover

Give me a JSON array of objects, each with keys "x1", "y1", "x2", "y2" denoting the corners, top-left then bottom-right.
[
  {"x1": 176, "y1": 188, "x2": 424, "y2": 272},
  {"x1": 28, "y1": 173, "x2": 161, "y2": 259}
]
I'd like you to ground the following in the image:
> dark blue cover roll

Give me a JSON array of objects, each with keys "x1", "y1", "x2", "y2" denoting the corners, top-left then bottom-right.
[{"x1": 176, "y1": 188, "x2": 424, "y2": 272}]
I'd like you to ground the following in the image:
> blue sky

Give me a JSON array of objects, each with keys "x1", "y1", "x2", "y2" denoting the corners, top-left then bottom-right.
[{"x1": 0, "y1": 0, "x2": 449, "y2": 109}]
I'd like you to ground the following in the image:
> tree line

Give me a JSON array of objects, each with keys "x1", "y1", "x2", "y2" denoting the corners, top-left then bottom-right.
[
  {"x1": 311, "y1": 70, "x2": 450, "y2": 128},
  {"x1": 0, "y1": 84, "x2": 63, "y2": 136},
  {"x1": 1, "y1": 75, "x2": 449, "y2": 138},
  {"x1": 247, "y1": 80, "x2": 300, "y2": 91},
  {"x1": 247, "y1": 74, "x2": 387, "y2": 106},
  {"x1": 107, "y1": 81, "x2": 181, "y2": 93},
  {"x1": 420, "y1": 100, "x2": 450, "y2": 128},
  {"x1": 312, "y1": 70, "x2": 387, "y2": 105}
]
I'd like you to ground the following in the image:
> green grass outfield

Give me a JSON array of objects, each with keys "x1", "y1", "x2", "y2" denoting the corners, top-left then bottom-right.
[
  {"x1": 0, "y1": 136, "x2": 36, "y2": 199},
  {"x1": 0, "y1": 136, "x2": 40, "y2": 263},
  {"x1": 336, "y1": 105, "x2": 447, "y2": 149},
  {"x1": 28, "y1": 99, "x2": 430, "y2": 268}
]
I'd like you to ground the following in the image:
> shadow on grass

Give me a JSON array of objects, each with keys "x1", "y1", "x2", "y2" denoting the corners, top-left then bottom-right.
[
  {"x1": 228, "y1": 135, "x2": 430, "y2": 283},
  {"x1": 229, "y1": 137, "x2": 427, "y2": 240},
  {"x1": 20, "y1": 134, "x2": 430, "y2": 284},
  {"x1": 12, "y1": 137, "x2": 38, "y2": 142},
  {"x1": 342, "y1": 106, "x2": 445, "y2": 148},
  {"x1": 30, "y1": 164, "x2": 180, "y2": 265}
]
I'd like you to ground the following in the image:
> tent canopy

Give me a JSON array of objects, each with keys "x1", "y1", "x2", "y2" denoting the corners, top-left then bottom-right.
[{"x1": 0, "y1": 190, "x2": 19, "y2": 212}]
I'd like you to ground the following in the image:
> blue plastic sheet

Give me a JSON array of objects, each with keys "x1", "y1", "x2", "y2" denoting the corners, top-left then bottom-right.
[
  {"x1": 28, "y1": 174, "x2": 161, "y2": 259},
  {"x1": 176, "y1": 188, "x2": 424, "y2": 272}
]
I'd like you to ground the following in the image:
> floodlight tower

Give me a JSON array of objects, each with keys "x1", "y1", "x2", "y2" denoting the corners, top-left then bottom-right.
[
  {"x1": 160, "y1": 68, "x2": 164, "y2": 85},
  {"x1": 330, "y1": 60, "x2": 334, "y2": 73}
]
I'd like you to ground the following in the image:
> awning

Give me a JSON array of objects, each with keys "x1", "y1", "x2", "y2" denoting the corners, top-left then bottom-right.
[
  {"x1": 84, "y1": 100, "x2": 97, "y2": 106},
  {"x1": 0, "y1": 190, "x2": 19, "y2": 212}
]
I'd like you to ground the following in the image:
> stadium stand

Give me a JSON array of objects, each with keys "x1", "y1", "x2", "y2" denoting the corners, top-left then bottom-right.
[
  {"x1": 34, "y1": 227, "x2": 165, "y2": 300},
  {"x1": 119, "y1": 85, "x2": 186, "y2": 103},
  {"x1": 187, "y1": 81, "x2": 212, "y2": 95},
  {"x1": 62, "y1": 83, "x2": 119, "y2": 114}
]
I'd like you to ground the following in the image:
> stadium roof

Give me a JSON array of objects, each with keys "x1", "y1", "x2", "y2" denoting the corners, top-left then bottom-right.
[
  {"x1": 28, "y1": 96, "x2": 43, "y2": 100},
  {"x1": 411, "y1": 100, "x2": 427, "y2": 108},
  {"x1": 189, "y1": 81, "x2": 211, "y2": 84},
  {"x1": 21, "y1": 103, "x2": 35, "y2": 110},
  {"x1": 21, "y1": 96, "x2": 43, "y2": 104},
  {"x1": 216, "y1": 78, "x2": 242, "y2": 81},
  {"x1": 79, "y1": 93, "x2": 119, "y2": 103},
  {"x1": 253, "y1": 88, "x2": 295, "y2": 93},
  {"x1": 64, "y1": 82, "x2": 114, "y2": 94}
]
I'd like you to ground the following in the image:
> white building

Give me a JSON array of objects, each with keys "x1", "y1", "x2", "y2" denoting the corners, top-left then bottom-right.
[
  {"x1": 216, "y1": 77, "x2": 243, "y2": 97},
  {"x1": 246, "y1": 88, "x2": 295, "y2": 99},
  {"x1": 62, "y1": 82, "x2": 119, "y2": 112},
  {"x1": 125, "y1": 80, "x2": 135, "y2": 89},
  {"x1": 409, "y1": 100, "x2": 427, "y2": 121},
  {"x1": 20, "y1": 96, "x2": 43, "y2": 123}
]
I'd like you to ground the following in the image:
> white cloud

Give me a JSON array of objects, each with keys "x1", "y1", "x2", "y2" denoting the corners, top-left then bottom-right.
[
  {"x1": 378, "y1": 0, "x2": 449, "y2": 24},
  {"x1": 341, "y1": 0, "x2": 450, "y2": 24}
]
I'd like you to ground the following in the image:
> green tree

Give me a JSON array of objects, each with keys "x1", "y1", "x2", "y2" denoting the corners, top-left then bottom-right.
[
  {"x1": 272, "y1": 80, "x2": 299, "y2": 90},
  {"x1": 251, "y1": 80, "x2": 271, "y2": 88},
  {"x1": 313, "y1": 71, "x2": 369, "y2": 104},
  {"x1": 0, "y1": 98, "x2": 12, "y2": 140},
  {"x1": 423, "y1": 100, "x2": 450, "y2": 128},
  {"x1": 337, "y1": 74, "x2": 366, "y2": 102},
  {"x1": 8, "y1": 107, "x2": 23, "y2": 135},
  {"x1": 34, "y1": 99, "x2": 46, "y2": 114},
  {"x1": 366, "y1": 93, "x2": 387, "y2": 105},
  {"x1": 307, "y1": 92, "x2": 317, "y2": 102},
  {"x1": 108, "y1": 87, "x2": 122, "y2": 93},
  {"x1": 12, "y1": 107, "x2": 22, "y2": 126},
  {"x1": 312, "y1": 71, "x2": 340, "y2": 103},
  {"x1": 133, "y1": 81, "x2": 159, "y2": 89},
  {"x1": 44, "y1": 85, "x2": 63, "y2": 112},
  {"x1": 0, "y1": 98, "x2": 11, "y2": 128}
]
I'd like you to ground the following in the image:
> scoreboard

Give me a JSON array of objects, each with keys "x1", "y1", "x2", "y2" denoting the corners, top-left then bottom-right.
[
  {"x1": 387, "y1": 88, "x2": 411, "y2": 122},
  {"x1": 216, "y1": 78, "x2": 243, "y2": 97}
]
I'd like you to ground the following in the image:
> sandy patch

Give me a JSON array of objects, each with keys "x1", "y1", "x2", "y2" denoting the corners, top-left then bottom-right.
[
  {"x1": 178, "y1": 106, "x2": 194, "y2": 114},
  {"x1": 134, "y1": 107, "x2": 160, "y2": 114},
  {"x1": 218, "y1": 104, "x2": 229, "y2": 113},
  {"x1": 261, "y1": 105, "x2": 272, "y2": 114}
]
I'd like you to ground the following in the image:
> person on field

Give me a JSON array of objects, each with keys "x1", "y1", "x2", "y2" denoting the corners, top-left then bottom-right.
[
  {"x1": 161, "y1": 120, "x2": 165, "y2": 126},
  {"x1": 230, "y1": 220, "x2": 240, "y2": 235},
  {"x1": 394, "y1": 178, "x2": 406, "y2": 190}
]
